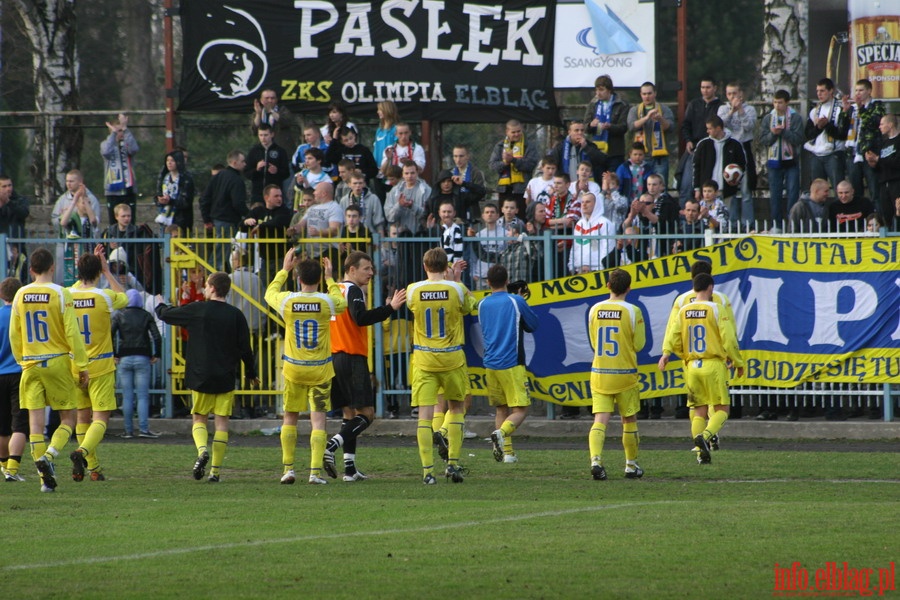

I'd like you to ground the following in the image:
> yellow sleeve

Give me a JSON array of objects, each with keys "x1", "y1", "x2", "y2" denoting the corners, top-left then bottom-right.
[
  {"x1": 63, "y1": 288, "x2": 88, "y2": 370},
  {"x1": 664, "y1": 311, "x2": 683, "y2": 359},
  {"x1": 719, "y1": 312, "x2": 744, "y2": 368},
  {"x1": 587, "y1": 310, "x2": 598, "y2": 353},
  {"x1": 9, "y1": 296, "x2": 23, "y2": 365},
  {"x1": 462, "y1": 285, "x2": 478, "y2": 315},
  {"x1": 633, "y1": 307, "x2": 647, "y2": 353},
  {"x1": 108, "y1": 289, "x2": 129, "y2": 310},
  {"x1": 265, "y1": 269, "x2": 290, "y2": 310},
  {"x1": 325, "y1": 278, "x2": 347, "y2": 314},
  {"x1": 661, "y1": 300, "x2": 681, "y2": 355}
]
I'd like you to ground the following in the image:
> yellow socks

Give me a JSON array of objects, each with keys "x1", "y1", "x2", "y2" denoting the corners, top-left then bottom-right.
[
  {"x1": 192, "y1": 424, "x2": 208, "y2": 456},
  {"x1": 280, "y1": 425, "x2": 297, "y2": 472},
  {"x1": 691, "y1": 416, "x2": 706, "y2": 440},
  {"x1": 47, "y1": 424, "x2": 72, "y2": 459},
  {"x1": 705, "y1": 410, "x2": 729, "y2": 439},
  {"x1": 210, "y1": 431, "x2": 228, "y2": 476},
  {"x1": 29, "y1": 434, "x2": 46, "y2": 462},
  {"x1": 589, "y1": 422, "x2": 606, "y2": 463},
  {"x1": 417, "y1": 419, "x2": 434, "y2": 473},
  {"x1": 432, "y1": 411, "x2": 445, "y2": 434},
  {"x1": 80, "y1": 421, "x2": 106, "y2": 471},
  {"x1": 309, "y1": 429, "x2": 326, "y2": 478},
  {"x1": 622, "y1": 422, "x2": 639, "y2": 463},
  {"x1": 446, "y1": 412, "x2": 464, "y2": 465},
  {"x1": 6, "y1": 456, "x2": 20, "y2": 476}
]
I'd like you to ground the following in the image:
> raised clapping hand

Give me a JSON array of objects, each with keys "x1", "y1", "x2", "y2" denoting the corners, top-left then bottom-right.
[
  {"x1": 388, "y1": 288, "x2": 407, "y2": 310},
  {"x1": 282, "y1": 249, "x2": 299, "y2": 273},
  {"x1": 321, "y1": 256, "x2": 333, "y2": 279}
]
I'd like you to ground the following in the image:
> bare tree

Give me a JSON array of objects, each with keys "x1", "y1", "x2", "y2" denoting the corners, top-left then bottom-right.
[
  {"x1": 10, "y1": 0, "x2": 82, "y2": 203},
  {"x1": 756, "y1": 0, "x2": 808, "y2": 198},
  {"x1": 759, "y1": 0, "x2": 808, "y2": 101}
]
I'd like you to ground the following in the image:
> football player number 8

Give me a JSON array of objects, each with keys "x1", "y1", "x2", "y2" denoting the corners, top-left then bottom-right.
[
  {"x1": 25, "y1": 310, "x2": 50, "y2": 343},
  {"x1": 294, "y1": 319, "x2": 319, "y2": 350},
  {"x1": 596, "y1": 326, "x2": 619, "y2": 357}
]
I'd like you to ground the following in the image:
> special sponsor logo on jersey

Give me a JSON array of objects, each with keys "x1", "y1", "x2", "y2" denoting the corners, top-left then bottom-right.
[
  {"x1": 292, "y1": 302, "x2": 321, "y2": 312},
  {"x1": 73, "y1": 298, "x2": 96, "y2": 309},
  {"x1": 685, "y1": 309, "x2": 707, "y2": 319},
  {"x1": 22, "y1": 293, "x2": 50, "y2": 303},
  {"x1": 420, "y1": 291, "x2": 449, "y2": 301},
  {"x1": 595, "y1": 309, "x2": 622, "y2": 320}
]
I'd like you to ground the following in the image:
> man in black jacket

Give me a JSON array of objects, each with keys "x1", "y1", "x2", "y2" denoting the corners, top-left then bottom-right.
[
  {"x1": 155, "y1": 272, "x2": 258, "y2": 483},
  {"x1": 200, "y1": 150, "x2": 250, "y2": 270}
]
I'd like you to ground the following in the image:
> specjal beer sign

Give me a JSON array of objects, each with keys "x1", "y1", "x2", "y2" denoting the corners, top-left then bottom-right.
[{"x1": 850, "y1": 0, "x2": 900, "y2": 99}]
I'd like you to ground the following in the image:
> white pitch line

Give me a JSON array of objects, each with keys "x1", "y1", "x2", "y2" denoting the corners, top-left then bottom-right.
[{"x1": 3, "y1": 501, "x2": 683, "y2": 571}]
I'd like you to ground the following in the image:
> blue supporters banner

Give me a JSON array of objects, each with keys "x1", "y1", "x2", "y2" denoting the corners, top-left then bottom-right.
[
  {"x1": 178, "y1": 0, "x2": 559, "y2": 123},
  {"x1": 463, "y1": 237, "x2": 900, "y2": 406}
]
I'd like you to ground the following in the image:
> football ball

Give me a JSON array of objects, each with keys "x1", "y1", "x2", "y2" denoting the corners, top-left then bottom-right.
[{"x1": 723, "y1": 163, "x2": 744, "y2": 186}]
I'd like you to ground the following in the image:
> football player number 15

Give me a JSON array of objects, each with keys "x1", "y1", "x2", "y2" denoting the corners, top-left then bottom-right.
[{"x1": 596, "y1": 325, "x2": 619, "y2": 357}]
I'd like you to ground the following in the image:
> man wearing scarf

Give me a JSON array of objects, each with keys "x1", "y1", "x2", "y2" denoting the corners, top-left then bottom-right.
[
  {"x1": 759, "y1": 90, "x2": 805, "y2": 224},
  {"x1": 489, "y1": 120, "x2": 539, "y2": 217},
  {"x1": 546, "y1": 121, "x2": 608, "y2": 186},
  {"x1": 627, "y1": 82, "x2": 675, "y2": 187},
  {"x1": 584, "y1": 75, "x2": 630, "y2": 172}
]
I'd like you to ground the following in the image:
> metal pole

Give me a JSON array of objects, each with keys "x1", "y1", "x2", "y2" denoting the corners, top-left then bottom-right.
[
  {"x1": 163, "y1": 0, "x2": 176, "y2": 152},
  {"x1": 677, "y1": 0, "x2": 688, "y2": 152}
]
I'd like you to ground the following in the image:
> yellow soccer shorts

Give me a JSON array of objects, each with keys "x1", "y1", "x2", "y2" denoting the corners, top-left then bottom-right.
[
  {"x1": 592, "y1": 385, "x2": 640, "y2": 417},
  {"x1": 283, "y1": 380, "x2": 331, "y2": 414},
  {"x1": 412, "y1": 366, "x2": 467, "y2": 406},
  {"x1": 685, "y1": 359, "x2": 731, "y2": 408},
  {"x1": 486, "y1": 366, "x2": 530, "y2": 408},
  {"x1": 192, "y1": 390, "x2": 236, "y2": 417},
  {"x1": 20, "y1": 355, "x2": 77, "y2": 411},
  {"x1": 76, "y1": 371, "x2": 117, "y2": 412}
]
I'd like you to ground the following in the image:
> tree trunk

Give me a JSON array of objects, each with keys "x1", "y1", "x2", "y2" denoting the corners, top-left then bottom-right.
[
  {"x1": 11, "y1": 0, "x2": 82, "y2": 204},
  {"x1": 121, "y1": 1, "x2": 157, "y2": 110},
  {"x1": 756, "y1": 0, "x2": 808, "y2": 215}
]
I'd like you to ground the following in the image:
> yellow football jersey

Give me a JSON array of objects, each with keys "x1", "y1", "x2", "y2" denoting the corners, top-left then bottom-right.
[
  {"x1": 265, "y1": 270, "x2": 347, "y2": 385},
  {"x1": 10, "y1": 282, "x2": 88, "y2": 371},
  {"x1": 662, "y1": 289, "x2": 734, "y2": 355},
  {"x1": 406, "y1": 279, "x2": 477, "y2": 372},
  {"x1": 588, "y1": 299, "x2": 647, "y2": 394},
  {"x1": 665, "y1": 300, "x2": 744, "y2": 366},
  {"x1": 69, "y1": 284, "x2": 128, "y2": 377}
]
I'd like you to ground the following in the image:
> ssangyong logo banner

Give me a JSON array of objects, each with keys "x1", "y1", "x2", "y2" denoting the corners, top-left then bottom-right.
[
  {"x1": 178, "y1": 0, "x2": 559, "y2": 123},
  {"x1": 553, "y1": 0, "x2": 655, "y2": 89}
]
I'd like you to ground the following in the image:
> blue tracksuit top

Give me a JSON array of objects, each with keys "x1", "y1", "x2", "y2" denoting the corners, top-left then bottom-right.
[{"x1": 477, "y1": 291, "x2": 539, "y2": 370}]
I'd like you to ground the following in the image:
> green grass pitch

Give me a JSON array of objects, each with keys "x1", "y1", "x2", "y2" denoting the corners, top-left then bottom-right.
[{"x1": 2, "y1": 439, "x2": 897, "y2": 599}]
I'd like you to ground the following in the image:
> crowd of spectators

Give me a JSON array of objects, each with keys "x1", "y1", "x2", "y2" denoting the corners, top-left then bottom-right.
[{"x1": 1, "y1": 75, "x2": 897, "y2": 423}]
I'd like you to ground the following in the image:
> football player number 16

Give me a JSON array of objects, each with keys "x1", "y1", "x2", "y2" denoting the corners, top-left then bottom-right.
[{"x1": 25, "y1": 310, "x2": 50, "y2": 343}]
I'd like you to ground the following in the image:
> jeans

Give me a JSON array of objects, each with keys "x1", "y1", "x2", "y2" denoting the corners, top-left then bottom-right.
[
  {"x1": 847, "y1": 158, "x2": 878, "y2": 204},
  {"x1": 767, "y1": 163, "x2": 800, "y2": 224},
  {"x1": 649, "y1": 156, "x2": 670, "y2": 190},
  {"x1": 212, "y1": 220, "x2": 238, "y2": 271},
  {"x1": 119, "y1": 355, "x2": 152, "y2": 434},
  {"x1": 808, "y1": 150, "x2": 846, "y2": 192}
]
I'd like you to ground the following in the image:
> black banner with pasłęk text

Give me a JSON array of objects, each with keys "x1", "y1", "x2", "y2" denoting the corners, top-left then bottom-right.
[{"x1": 178, "y1": 0, "x2": 559, "y2": 123}]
